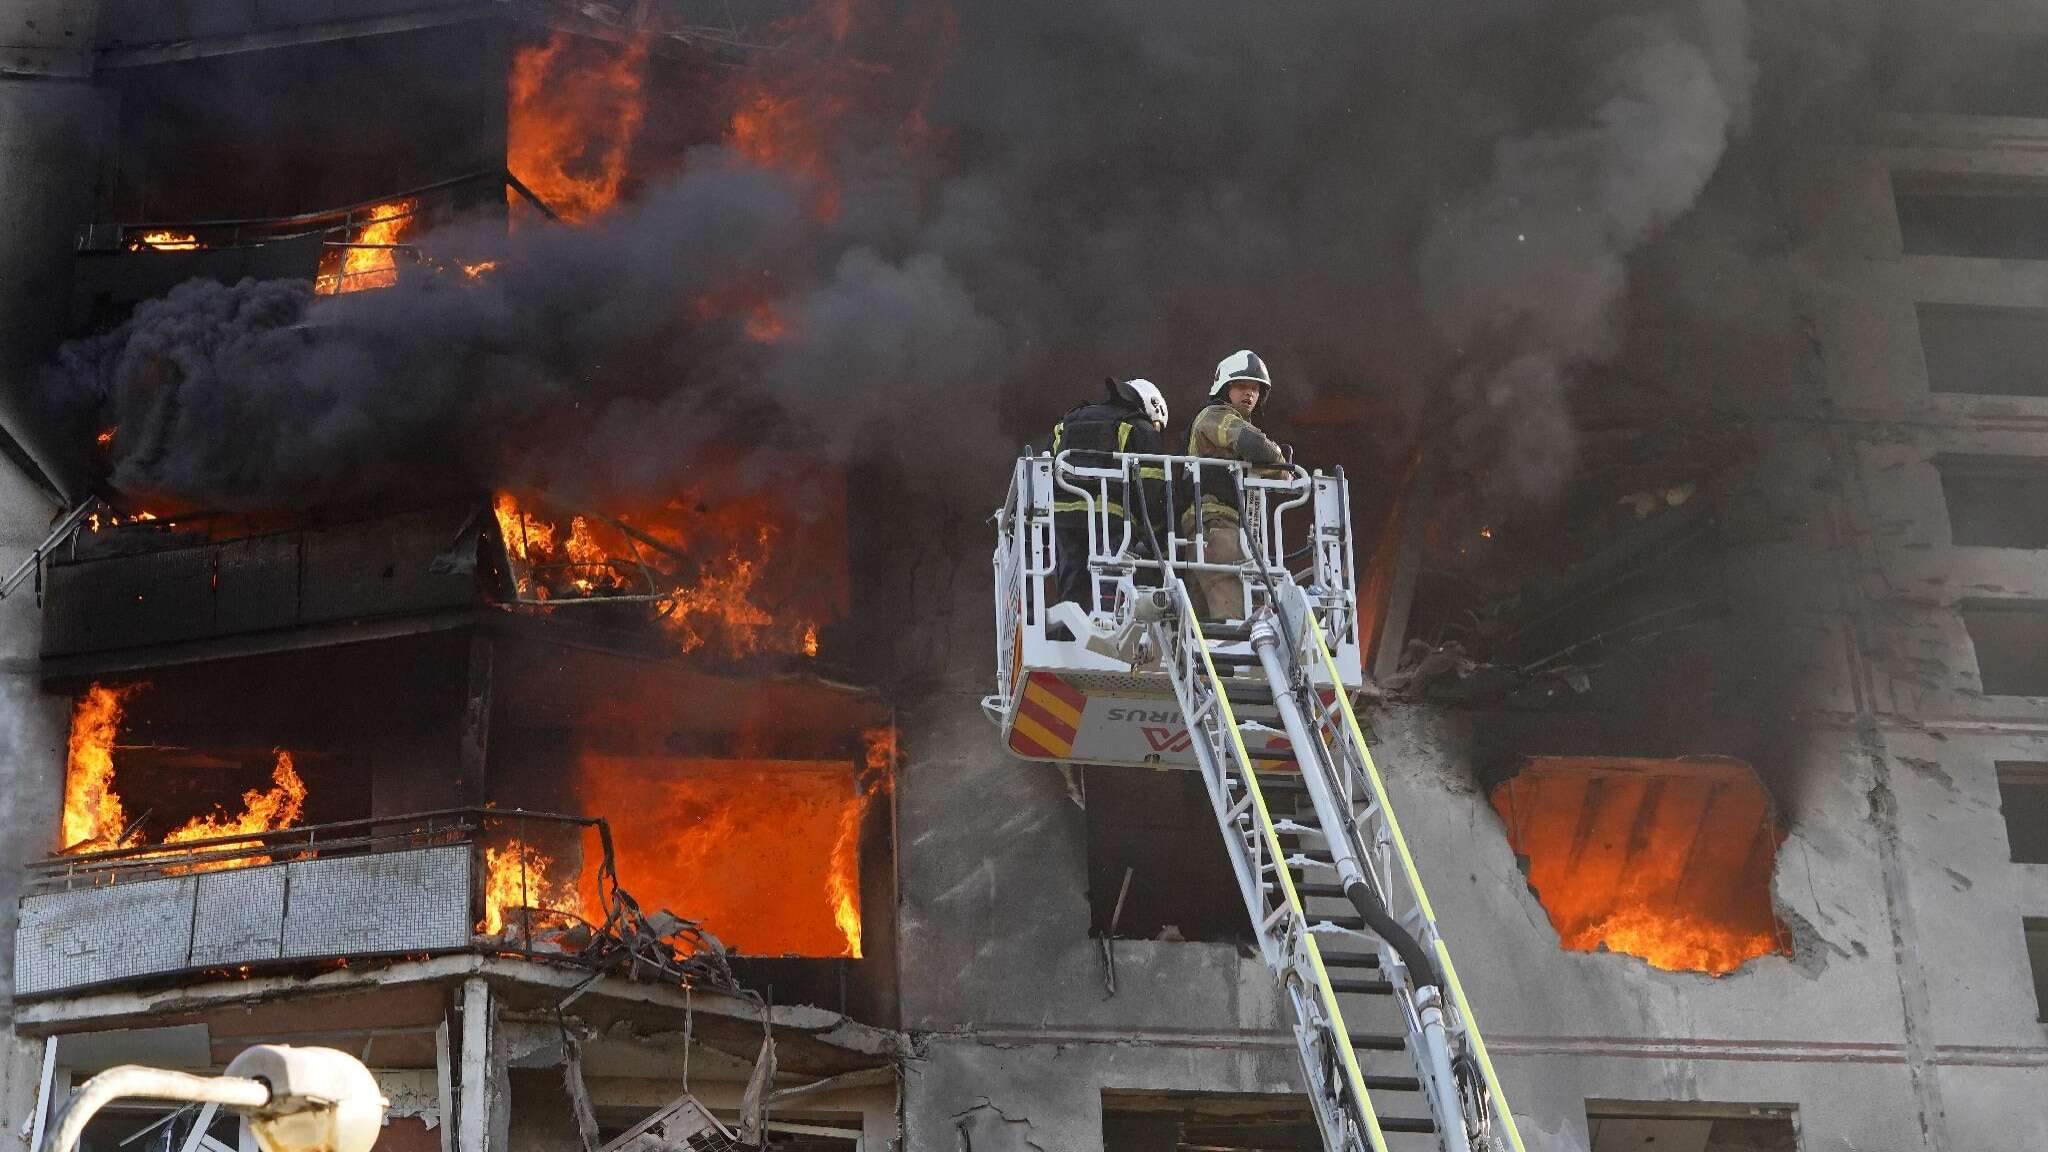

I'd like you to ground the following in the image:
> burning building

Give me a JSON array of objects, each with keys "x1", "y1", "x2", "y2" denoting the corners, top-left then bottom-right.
[{"x1": 2, "y1": 1, "x2": 2048, "y2": 1151}]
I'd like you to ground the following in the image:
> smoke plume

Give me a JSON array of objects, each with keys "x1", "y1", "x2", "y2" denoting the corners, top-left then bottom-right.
[{"x1": 36, "y1": 0, "x2": 2048, "y2": 510}]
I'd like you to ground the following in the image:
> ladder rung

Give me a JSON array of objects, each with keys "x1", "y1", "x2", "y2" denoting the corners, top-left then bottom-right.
[
  {"x1": 1362, "y1": 1074, "x2": 1422, "y2": 1093},
  {"x1": 1328, "y1": 976, "x2": 1393, "y2": 996},
  {"x1": 1253, "y1": 771, "x2": 1306, "y2": 789},
  {"x1": 1379, "y1": 1116, "x2": 1437, "y2": 1134},
  {"x1": 1203, "y1": 622, "x2": 1253, "y2": 642},
  {"x1": 1346, "y1": 1031, "x2": 1408, "y2": 1052},
  {"x1": 1314, "y1": 914, "x2": 1371, "y2": 932},
  {"x1": 1315, "y1": 951, "x2": 1380, "y2": 970},
  {"x1": 1205, "y1": 649, "x2": 1260, "y2": 669},
  {"x1": 1295, "y1": 882, "x2": 1347, "y2": 900},
  {"x1": 1225, "y1": 683, "x2": 1276, "y2": 706}
]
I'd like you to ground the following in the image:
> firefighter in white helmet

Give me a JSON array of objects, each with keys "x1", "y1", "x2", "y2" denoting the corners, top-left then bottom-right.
[
  {"x1": 1182, "y1": 350, "x2": 1288, "y2": 623},
  {"x1": 1047, "y1": 378, "x2": 1171, "y2": 636}
]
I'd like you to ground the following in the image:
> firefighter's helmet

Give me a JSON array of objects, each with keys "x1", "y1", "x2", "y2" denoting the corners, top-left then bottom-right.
[
  {"x1": 1210, "y1": 350, "x2": 1272, "y2": 409},
  {"x1": 1123, "y1": 378, "x2": 1169, "y2": 429}
]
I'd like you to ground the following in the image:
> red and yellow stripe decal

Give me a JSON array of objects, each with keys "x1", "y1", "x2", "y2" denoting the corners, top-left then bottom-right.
[{"x1": 1008, "y1": 672, "x2": 1085, "y2": 760}]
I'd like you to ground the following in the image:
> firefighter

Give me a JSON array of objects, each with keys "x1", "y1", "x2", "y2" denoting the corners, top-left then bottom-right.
[
  {"x1": 1048, "y1": 377, "x2": 1170, "y2": 637},
  {"x1": 1183, "y1": 349, "x2": 1288, "y2": 623}
]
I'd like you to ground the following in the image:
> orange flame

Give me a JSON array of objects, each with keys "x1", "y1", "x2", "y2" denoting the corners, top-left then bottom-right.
[
  {"x1": 492, "y1": 483, "x2": 840, "y2": 661},
  {"x1": 508, "y1": 31, "x2": 648, "y2": 223},
  {"x1": 159, "y1": 751, "x2": 308, "y2": 872},
  {"x1": 1491, "y1": 757, "x2": 1787, "y2": 975},
  {"x1": 128, "y1": 231, "x2": 201, "y2": 252},
  {"x1": 481, "y1": 838, "x2": 585, "y2": 935},
  {"x1": 827, "y1": 793, "x2": 864, "y2": 955},
  {"x1": 577, "y1": 757, "x2": 867, "y2": 956},
  {"x1": 314, "y1": 199, "x2": 418, "y2": 295},
  {"x1": 61, "y1": 684, "x2": 140, "y2": 852},
  {"x1": 727, "y1": 88, "x2": 848, "y2": 220}
]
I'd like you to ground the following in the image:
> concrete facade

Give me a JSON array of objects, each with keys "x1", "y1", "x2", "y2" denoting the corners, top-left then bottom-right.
[
  {"x1": 890, "y1": 113, "x2": 2048, "y2": 1152},
  {"x1": 3, "y1": 5, "x2": 2048, "y2": 1149}
]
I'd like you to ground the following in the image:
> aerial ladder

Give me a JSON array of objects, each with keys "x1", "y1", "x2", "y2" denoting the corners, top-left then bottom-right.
[{"x1": 987, "y1": 450, "x2": 1525, "y2": 1152}]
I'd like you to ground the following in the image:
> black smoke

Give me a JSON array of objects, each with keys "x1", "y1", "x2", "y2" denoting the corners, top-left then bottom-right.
[{"x1": 38, "y1": 0, "x2": 2048, "y2": 510}]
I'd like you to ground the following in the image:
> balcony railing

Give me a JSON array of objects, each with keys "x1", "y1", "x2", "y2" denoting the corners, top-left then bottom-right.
[{"x1": 15, "y1": 807, "x2": 731, "y2": 999}]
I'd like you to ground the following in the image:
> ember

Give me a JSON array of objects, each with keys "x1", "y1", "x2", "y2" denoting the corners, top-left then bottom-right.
[
  {"x1": 508, "y1": 30, "x2": 647, "y2": 223},
  {"x1": 1492, "y1": 756, "x2": 1788, "y2": 974}
]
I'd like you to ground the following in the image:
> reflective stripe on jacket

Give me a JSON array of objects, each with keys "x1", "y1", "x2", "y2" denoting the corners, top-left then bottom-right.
[
  {"x1": 1049, "y1": 402, "x2": 1166, "y2": 520},
  {"x1": 1183, "y1": 402, "x2": 1286, "y2": 528}
]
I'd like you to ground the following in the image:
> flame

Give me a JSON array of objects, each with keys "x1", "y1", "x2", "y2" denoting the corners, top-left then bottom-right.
[
  {"x1": 491, "y1": 470, "x2": 845, "y2": 661},
  {"x1": 86, "y1": 509, "x2": 165, "y2": 534},
  {"x1": 827, "y1": 794, "x2": 864, "y2": 955},
  {"x1": 508, "y1": 31, "x2": 648, "y2": 223},
  {"x1": 159, "y1": 751, "x2": 308, "y2": 872},
  {"x1": 481, "y1": 838, "x2": 585, "y2": 935},
  {"x1": 715, "y1": 0, "x2": 954, "y2": 222},
  {"x1": 1491, "y1": 757, "x2": 1787, "y2": 975},
  {"x1": 577, "y1": 757, "x2": 867, "y2": 956},
  {"x1": 862, "y1": 724, "x2": 898, "y2": 776},
  {"x1": 692, "y1": 281, "x2": 790, "y2": 345},
  {"x1": 62, "y1": 684, "x2": 141, "y2": 852},
  {"x1": 128, "y1": 231, "x2": 201, "y2": 252},
  {"x1": 727, "y1": 88, "x2": 848, "y2": 220},
  {"x1": 314, "y1": 199, "x2": 418, "y2": 295},
  {"x1": 461, "y1": 260, "x2": 497, "y2": 279},
  {"x1": 1562, "y1": 902, "x2": 1779, "y2": 975}
]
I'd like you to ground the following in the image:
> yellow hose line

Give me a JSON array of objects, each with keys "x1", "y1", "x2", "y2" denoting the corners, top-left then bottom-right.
[
  {"x1": 1434, "y1": 943, "x2": 1527, "y2": 1152},
  {"x1": 1188, "y1": 595, "x2": 1385, "y2": 1152},
  {"x1": 1310, "y1": 619, "x2": 1524, "y2": 1150},
  {"x1": 1310, "y1": 627, "x2": 1434, "y2": 923}
]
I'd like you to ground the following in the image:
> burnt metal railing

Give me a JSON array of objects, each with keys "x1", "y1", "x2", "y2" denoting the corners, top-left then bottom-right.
[
  {"x1": 29, "y1": 808, "x2": 596, "y2": 947},
  {"x1": 24, "y1": 806, "x2": 740, "y2": 990},
  {"x1": 76, "y1": 170, "x2": 560, "y2": 260}
]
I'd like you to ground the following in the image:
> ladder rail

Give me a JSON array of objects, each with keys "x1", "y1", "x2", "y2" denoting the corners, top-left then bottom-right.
[
  {"x1": 1250, "y1": 606, "x2": 1469, "y2": 1152},
  {"x1": 1162, "y1": 585, "x2": 1388, "y2": 1152},
  {"x1": 1305, "y1": 621, "x2": 1528, "y2": 1152}
]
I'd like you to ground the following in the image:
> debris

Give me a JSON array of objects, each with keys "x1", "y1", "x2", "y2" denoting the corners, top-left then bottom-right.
[
  {"x1": 1381, "y1": 639, "x2": 1589, "y2": 705},
  {"x1": 597, "y1": 1092, "x2": 740, "y2": 1152},
  {"x1": 562, "y1": 1035, "x2": 602, "y2": 1152},
  {"x1": 737, "y1": 1031, "x2": 777, "y2": 1146}
]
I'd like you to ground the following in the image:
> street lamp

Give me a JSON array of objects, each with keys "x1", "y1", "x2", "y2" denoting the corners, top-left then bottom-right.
[{"x1": 42, "y1": 1046, "x2": 387, "y2": 1152}]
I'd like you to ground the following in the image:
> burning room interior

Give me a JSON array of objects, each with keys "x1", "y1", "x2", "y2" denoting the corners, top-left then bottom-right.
[{"x1": 3, "y1": 1, "x2": 2048, "y2": 1151}]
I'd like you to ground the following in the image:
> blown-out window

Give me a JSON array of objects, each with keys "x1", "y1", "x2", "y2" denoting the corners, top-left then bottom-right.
[
  {"x1": 1492, "y1": 756, "x2": 1790, "y2": 974},
  {"x1": 1938, "y1": 455, "x2": 2048, "y2": 548},
  {"x1": 1586, "y1": 1102, "x2": 1797, "y2": 1152},
  {"x1": 1961, "y1": 600, "x2": 2048, "y2": 697}
]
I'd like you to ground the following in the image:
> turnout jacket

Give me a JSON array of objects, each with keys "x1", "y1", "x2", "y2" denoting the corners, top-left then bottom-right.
[
  {"x1": 1048, "y1": 401, "x2": 1168, "y2": 530},
  {"x1": 1183, "y1": 402, "x2": 1288, "y2": 529}
]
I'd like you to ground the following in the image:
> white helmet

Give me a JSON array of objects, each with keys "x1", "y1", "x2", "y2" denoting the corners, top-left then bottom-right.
[
  {"x1": 1123, "y1": 378, "x2": 1169, "y2": 429},
  {"x1": 1210, "y1": 349, "x2": 1272, "y2": 407}
]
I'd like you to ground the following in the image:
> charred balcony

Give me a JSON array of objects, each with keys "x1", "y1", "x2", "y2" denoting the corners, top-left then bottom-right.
[{"x1": 33, "y1": 488, "x2": 898, "y2": 1023}]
